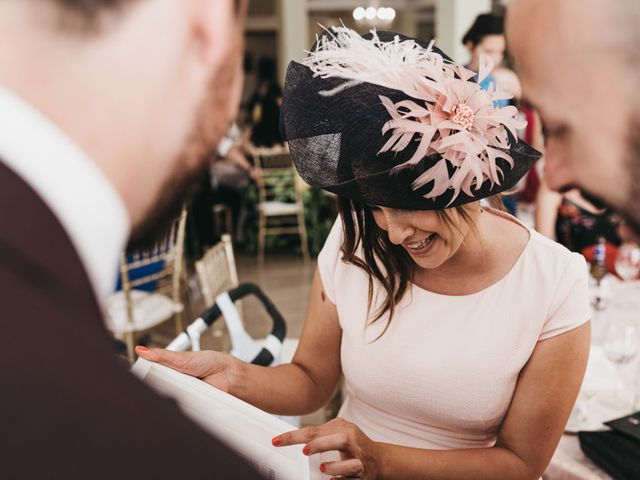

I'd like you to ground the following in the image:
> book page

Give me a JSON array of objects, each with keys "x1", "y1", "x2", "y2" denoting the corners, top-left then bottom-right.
[{"x1": 132, "y1": 359, "x2": 323, "y2": 480}]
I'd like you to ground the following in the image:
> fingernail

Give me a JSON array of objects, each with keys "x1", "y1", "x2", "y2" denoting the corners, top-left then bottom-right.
[
  {"x1": 319, "y1": 464, "x2": 326, "y2": 473},
  {"x1": 302, "y1": 445, "x2": 311, "y2": 456},
  {"x1": 136, "y1": 346, "x2": 149, "y2": 352},
  {"x1": 272, "y1": 437, "x2": 282, "y2": 446}
]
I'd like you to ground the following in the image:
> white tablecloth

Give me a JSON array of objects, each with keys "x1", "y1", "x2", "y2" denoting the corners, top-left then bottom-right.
[{"x1": 544, "y1": 279, "x2": 640, "y2": 480}]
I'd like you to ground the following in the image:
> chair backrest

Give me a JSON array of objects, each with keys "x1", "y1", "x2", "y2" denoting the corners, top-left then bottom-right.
[
  {"x1": 195, "y1": 234, "x2": 239, "y2": 307},
  {"x1": 253, "y1": 145, "x2": 302, "y2": 205},
  {"x1": 119, "y1": 209, "x2": 188, "y2": 314}
]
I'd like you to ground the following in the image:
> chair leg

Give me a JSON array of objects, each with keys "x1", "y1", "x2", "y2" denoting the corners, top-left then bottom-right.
[
  {"x1": 258, "y1": 213, "x2": 266, "y2": 268},
  {"x1": 125, "y1": 332, "x2": 135, "y2": 365},
  {"x1": 225, "y1": 207, "x2": 233, "y2": 239},
  {"x1": 174, "y1": 312, "x2": 183, "y2": 336}
]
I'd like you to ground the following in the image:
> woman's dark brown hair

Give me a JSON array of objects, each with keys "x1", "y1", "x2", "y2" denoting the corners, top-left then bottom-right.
[{"x1": 337, "y1": 196, "x2": 487, "y2": 339}]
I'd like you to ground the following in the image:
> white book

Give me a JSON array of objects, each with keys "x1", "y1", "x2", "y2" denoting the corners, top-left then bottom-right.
[{"x1": 132, "y1": 359, "x2": 323, "y2": 480}]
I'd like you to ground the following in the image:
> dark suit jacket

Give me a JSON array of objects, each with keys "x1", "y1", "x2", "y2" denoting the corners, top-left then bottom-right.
[{"x1": 0, "y1": 161, "x2": 262, "y2": 479}]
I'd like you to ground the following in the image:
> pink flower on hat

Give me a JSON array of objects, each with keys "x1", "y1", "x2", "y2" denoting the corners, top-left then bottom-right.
[{"x1": 379, "y1": 56, "x2": 525, "y2": 204}]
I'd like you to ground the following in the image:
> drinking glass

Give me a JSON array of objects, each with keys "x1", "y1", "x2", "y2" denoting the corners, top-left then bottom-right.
[
  {"x1": 615, "y1": 243, "x2": 640, "y2": 282},
  {"x1": 603, "y1": 317, "x2": 639, "y2": 411}
]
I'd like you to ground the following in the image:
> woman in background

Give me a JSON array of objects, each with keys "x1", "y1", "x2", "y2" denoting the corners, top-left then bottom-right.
[{"x1": 463, "y1": 13, "x2": 508, "y2": 108}]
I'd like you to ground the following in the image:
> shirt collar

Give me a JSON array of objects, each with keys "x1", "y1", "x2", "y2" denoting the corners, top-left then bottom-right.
[{"x1": 0, "y1": 85, "x2": 130, "y2": 302}]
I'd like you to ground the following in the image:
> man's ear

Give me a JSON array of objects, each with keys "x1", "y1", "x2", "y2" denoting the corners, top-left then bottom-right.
[{"x1": 189, "y1": 0, "x2": 236, "y2": 69}]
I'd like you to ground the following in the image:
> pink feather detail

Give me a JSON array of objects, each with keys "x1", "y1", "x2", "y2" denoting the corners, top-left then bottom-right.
[
  {"x1": 303, "y1": 26, "x2": 527, "y2": 204},
  {"x1": 379, "y1": 68, "x2": 525, "y2": 204}
]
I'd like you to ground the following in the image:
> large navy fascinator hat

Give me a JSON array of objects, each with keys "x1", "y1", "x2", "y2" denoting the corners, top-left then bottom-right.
[{"x1": 280, "y1": 27, "x2": 541, "y2": 210}]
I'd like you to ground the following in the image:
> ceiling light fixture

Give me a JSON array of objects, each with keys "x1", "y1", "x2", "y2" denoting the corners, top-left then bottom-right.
[{"x1": 352, "y1": 4, "x2": 396, "y2": 24}]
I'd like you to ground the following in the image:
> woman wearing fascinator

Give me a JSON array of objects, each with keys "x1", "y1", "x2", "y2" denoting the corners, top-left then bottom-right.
[{"x1": 138, "y1": 28, "x2": 591, "y2": 479}]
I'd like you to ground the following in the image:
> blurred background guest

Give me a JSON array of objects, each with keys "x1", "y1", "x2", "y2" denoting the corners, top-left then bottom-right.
[
  {"x1": 462, "y1": 13, "x2": 508, "y2": 107},
  {"x1": 535, "y1": 177, "x2": 629, "y2": 283},
  {"x1": 212, "y1": 123, "x2": 260, "y2": 244},
  {"x1": 187, "y1": 123, "x2": 259, "y2": 258},
  {"x1": 247, "y1": 56, "x2": 284, "y2": 148},
  {"x1": 536, "y1": 183, "x2": 622, "y2": 256}
]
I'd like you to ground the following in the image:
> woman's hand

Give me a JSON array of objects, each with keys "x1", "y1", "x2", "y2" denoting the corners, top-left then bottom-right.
[
  {"x1": 272, "y1": 418, "x2": 381, "y2": 479},
  {"x1": 135, "y1": 346, "x2": 239, "y2": 394}
]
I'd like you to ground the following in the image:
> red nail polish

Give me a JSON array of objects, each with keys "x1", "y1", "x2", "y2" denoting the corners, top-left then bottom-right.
[
  {"x1": 136, "y1": 346, "x2": 149, "y2": 352},
  {"x1": 272, "y1": 437, "x2": 281, "y2": 446},
  {"x1": 303, "y1": 445, "x2": 310, "y2": 456},
  {"x1": 319, "y1": 464, "x2": 326, "y2": 473}
]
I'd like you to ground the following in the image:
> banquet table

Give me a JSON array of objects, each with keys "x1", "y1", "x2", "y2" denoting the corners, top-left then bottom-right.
[{"x1": 544, "y1": 279, "x2": 640, "y2": 480}]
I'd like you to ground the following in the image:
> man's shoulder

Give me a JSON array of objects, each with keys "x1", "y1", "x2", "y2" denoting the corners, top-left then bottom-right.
[
  {"x1": 0, "y1": 160, "x2": 93, "y2": 292},
  {"x1": 0, "y1": 161, "x2": 263, "y2": 479}
]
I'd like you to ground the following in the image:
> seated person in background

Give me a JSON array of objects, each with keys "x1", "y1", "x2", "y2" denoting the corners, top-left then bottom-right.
[
  {"x1": 188, "y1": 123, "x2": 260, "y2": 257},
  {"x1": 213, "y1": 123, "x2": 260, "y2": 243},
  {"x1": 139, "y1": 29, "x2": 590, "y2": 480}
]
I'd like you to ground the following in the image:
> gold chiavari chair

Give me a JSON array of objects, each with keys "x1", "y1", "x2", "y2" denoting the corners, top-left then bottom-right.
[
  {"x1": 104, "y1": 209, "x2": 187, "y2": 363},
  {"x1": 253, "y1": 145, "x2": 310, "y2": 266},
  {"x1": 193, "y1": 234, "x2": 241, "y2": 351}
]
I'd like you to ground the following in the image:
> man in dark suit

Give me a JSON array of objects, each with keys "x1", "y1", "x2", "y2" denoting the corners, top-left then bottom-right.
[{"x1": 0, "y1": 0, "x2": 262, "y2": 478}]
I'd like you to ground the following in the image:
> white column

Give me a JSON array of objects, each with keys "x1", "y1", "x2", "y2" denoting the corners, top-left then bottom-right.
[
  {"x1": 435, "y1": 0, "x2": 491, "y2": 64},
  {"x1": 277, "y1": 0, "x2": 310, "y2": 85}
]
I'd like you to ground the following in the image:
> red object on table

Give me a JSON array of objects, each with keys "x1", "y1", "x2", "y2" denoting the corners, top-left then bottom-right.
[{"x1": 582, "y1": 242, "x2": 625, "y2": 280}]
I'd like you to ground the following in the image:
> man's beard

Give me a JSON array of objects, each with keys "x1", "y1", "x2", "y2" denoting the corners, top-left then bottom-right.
[
  {"x1": 128, "y1": 62, "x2": 238, "y2": 250},
  {"x1": 126, "y1": 163, "x2": 206, "y2": 251},
  {"x1": 580, "y1": 113, "x2": 640, "y2": 237}
]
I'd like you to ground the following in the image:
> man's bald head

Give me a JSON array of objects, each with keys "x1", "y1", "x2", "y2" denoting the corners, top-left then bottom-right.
[{"x1": 507, "y1": 0, "x2": 640, "y2": 233}]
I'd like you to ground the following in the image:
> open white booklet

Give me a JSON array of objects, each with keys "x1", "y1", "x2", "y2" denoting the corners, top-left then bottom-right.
[{"x1": 132, "y1": 359, "x2": 323, "y2": 480}]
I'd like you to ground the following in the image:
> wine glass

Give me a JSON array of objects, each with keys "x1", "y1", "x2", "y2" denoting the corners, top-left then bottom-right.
[
  {"x1": 602, "y1": 317, "x2": 639, "y2": 412},
  {"x1": 615, "y1": 243, "x2": 640, "y2": 282}
]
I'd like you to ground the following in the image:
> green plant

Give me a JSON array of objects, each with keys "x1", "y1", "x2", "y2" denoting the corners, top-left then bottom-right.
[{"x1": 241, "y1": 179, "x2": 336, "y2": 257}]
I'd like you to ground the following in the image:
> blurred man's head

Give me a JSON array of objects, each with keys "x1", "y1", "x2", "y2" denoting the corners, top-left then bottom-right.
[
  {"x1": 0, "y1": 0, "x2": 247, "y2": 245},
  {"x1": 507, "y1": 0, "x2": 640, "y2": 232},
  {"x1": 463, "y1": 13, "x2": 505, "y2": 71}
]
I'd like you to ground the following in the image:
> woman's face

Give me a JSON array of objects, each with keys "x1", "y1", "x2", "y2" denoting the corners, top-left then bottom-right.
[
  {"x1": 469, "y1": 34, "x2": 505, "y2": 71},
  {"x1": 371, "y1": 205, "x2": 480, "y2": 269}
]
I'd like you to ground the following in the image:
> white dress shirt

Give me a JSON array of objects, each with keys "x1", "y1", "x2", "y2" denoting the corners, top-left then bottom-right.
[{"x1": 0, "y1": 85, "x2": 130, "y2": 302}]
